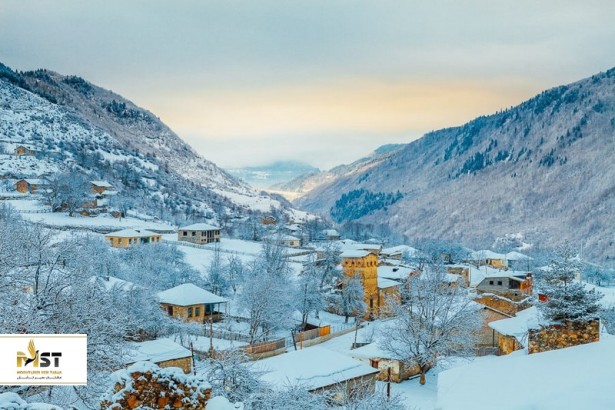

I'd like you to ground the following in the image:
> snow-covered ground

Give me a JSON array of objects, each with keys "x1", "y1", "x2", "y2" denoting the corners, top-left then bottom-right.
[
  {"x1": 1, "y1": 198, "x2": 50, "y2": 211},
  {"x1": 585, "y1": 283, "x2": 615, "y2": 307},
  {"x1": 20, "y1": 211, "x2": 175, "y2": 231}
]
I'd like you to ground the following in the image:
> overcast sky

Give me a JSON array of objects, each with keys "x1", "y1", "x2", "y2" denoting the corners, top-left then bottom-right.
[{"x1": 1, "y1": 1, "x2": 614, "y2": 169}]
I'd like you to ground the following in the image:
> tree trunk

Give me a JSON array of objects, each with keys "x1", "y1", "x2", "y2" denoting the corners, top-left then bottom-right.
[{"x1": 419, "y1": 369, "x2": 426, "y2": 385}]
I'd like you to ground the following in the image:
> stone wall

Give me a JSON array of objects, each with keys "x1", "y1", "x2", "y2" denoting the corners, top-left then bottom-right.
[
  {"x1": 528, "y1": 319, "x2": 600, "y2": 354},
  {"x1": 100, "y1": 362, "x2": 211, "y2": 410},
  {"x1": 158, "y1": 357, "x2": 192, "y2": 374},
  {"x1": 498, "y1": 334, "x2": 522, "y2": 355},
  {"x1": 474, "y1": 294, "x2": 531, "y2": 316}
]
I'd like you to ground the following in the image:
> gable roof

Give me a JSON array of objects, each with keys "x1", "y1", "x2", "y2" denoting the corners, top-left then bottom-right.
[
  {"x1": 124, "y1": 339, "x2": 191, "y2": 365},
  {"x1": 91, "y1": 180, "x2": 112, "y2": 188},
  {"x1": 179, "y1": 223, "x2": 221, "y2": 231},
  {"x1": 488, "y1": 306, "x2": 539, "y2": 345},
  {"x1": 255, "y1": 346, "x2": 379, "y2": 391},
  {"x1": 157, "y1": 283, "x2": 227, "y2": 306},
  {"x1": 340, "y1": 250, "x2": 374, "y2": 258},
  {"x1": 105, "y1": 228, "x2": 160, "y2": 238}
]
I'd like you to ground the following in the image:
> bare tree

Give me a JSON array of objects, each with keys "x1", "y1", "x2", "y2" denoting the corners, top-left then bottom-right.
[{"x1": 379, "y1": 265, "x2": 482, "y2": 385}]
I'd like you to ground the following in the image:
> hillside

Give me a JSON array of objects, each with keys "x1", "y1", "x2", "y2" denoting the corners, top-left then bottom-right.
[
  {"x1": 295, "y1": 69, "x2": 615, "y2": 261},
  {"x1": 272, "y1": 144, "x2": 404, "y2": 198},
  {"x1": 0, "y1": 63, "x2": 296, "y2": 224}
]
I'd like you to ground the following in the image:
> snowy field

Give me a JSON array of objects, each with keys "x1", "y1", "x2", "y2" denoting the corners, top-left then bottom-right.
[{"x1": 20, "y1": 211, "x2": 175, "y2": 231}]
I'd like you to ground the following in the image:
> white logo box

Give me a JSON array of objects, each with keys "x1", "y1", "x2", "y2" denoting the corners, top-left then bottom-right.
[{"x1": 0, "y1": 334, "x2": 87, "y2": 385}]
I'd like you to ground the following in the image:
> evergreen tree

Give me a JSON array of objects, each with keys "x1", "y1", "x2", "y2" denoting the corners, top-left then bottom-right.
[{"x1": 538, "y1": 246, "x2": 602, "y2": 322}]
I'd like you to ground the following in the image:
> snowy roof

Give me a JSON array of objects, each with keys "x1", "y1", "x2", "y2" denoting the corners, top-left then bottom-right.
[
  {"x1": 378, "y1": 265, "x2": 414, "y2": 280},
  {"x1": 322, "y1": 229, "x2": 340, "y2": 236},
  {"x1": 105, "y1": 228, "x2": 160, "y2": 238},
  {"x1": 470, "y1": 250, "x2": 506, "y2": 260},
  {"x1": 124, "y1": 339, "x2": 191, "y2": 365},
  {"x1": 265, "y1": 234, "x2": 300, "y2": 241},
  {"x1": 91, "y1": 275, "x2": 137, "y2": 292},
  {"x1": 488, "y1": 307, "x2": 538, "y2": 345},
  {"x1": 378, "y1": 277, "x2": 402, "y2": 289},
  {"x1": 340, "y1": 250, "x2": 372, "y2": 258},
  {"x1": 505, "y1": 251, "x2": 533, "y2": 261},
  {"x1": 91, "y1": 180, "x2": 112, "y2": 188},
  {"x1": 437, "y1": 338, "x2": 615, "y2": 410},
  {"x1": 255, "y1": 346, "x2": 379, "y2": 391},
  {"x1": 157, "y1": 283, "x2": 228, "y2": 306},
  {"x1": 19, "y1": 178, "x2": 45, "y2": 185},
  {"x1": 179, "y1": 223, "x2": 221, "y2": 231},
  {"x1": 381, "y1": 245, "x2": 421, "y2": 257}
]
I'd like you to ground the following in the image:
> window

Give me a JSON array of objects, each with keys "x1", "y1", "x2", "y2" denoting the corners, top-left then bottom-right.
[
  {"x1": 497, "y1": 281, "x2": 503, "y2": 286},
  {"x1": 191, "y1": 231, "x2": 196, "y2": 236},
  {"x1": 188, "y1": 307, "x2": 193, "y2": 317},
  {"x1": 195, "y1": 307, "x2": 201, "y2": 317},
  {"x1": 489, "y1": 280, "x2": 494, "y2": 285},
  {"x1": 182, "y1": 231, "x2": 187, "y2": 236}
]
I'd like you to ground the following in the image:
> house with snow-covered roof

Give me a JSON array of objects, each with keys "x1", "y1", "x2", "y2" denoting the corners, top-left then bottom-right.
[
  {"x1": 322, "y1": 229, "x2": 341, "y2": 241},
  {"x1": 488, "y1": 306, "x2": 538, "y2": 355},
  {"x1": 14, "y1": 144, "x2": 36, "y2": 156},
  {"x1": 264, "y1": 233, "x2": 301, "y2": 247},
  {"x1": 475, "y1": 271, "x2": 533, "y2": 298},
  {"x1": 254, "y1": 346, "x2": 379, "y2": 398},
  {"x1": 15, "y1": 178, "x2": 46, "y2": 193},
  {"x1": 469, "y1": 250, "x2": 509, "y2": 269},
  {"x1": 124, "y1": 339, "x2": 193, "y2": 374},
  {"x1": 178, "y1": 223, "x2": 221, "y2": 245},
  {"x1": 90, "y1": 180, "x2": 113, "y2": 194},
  {"x1": 158, "y1": 283, "x2": 228, "y2": 323},
  {"x1": 105, "y1": 228, "x2": 162, "y2": 247}
]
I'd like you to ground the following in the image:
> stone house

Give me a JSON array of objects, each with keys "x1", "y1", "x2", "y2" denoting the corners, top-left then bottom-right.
[
  {"x1": 476, "y1": 272, "x2": 533, "y2": 298},
  {"x1": 15, "y1": 178, "x2": 46, "y2": 193},
  {"x1": 91, "y1": 180, "x2": 113, "y2": 194},
  {"x1": 350, "y1": 342, "x2": 424, "y2": 383},
  {"x1": 158, "y1": 283, "x2": 228, "y2": 323},
  {"x1": 488, "y1": 306, "x2": 538, "y2": 355},
  {"x1": 341, "y1": 250, "x2": 381, "y2": 319},
  {"x1": 469, "y1": 250, "x2": 509, "y2": 269},
  {"x1": 14, "y1": 145, "x2": 36, "y2": 156},
  {"x1": 105, "y1": 229, "x2": 162, "y2": 248},
  {"x1": 124, "y1": 339, "x2": 193, "y2": 374},
  {"x1": 178, "y1": 223, "x2": 221, "y2": 245},
  {"x1": 255, "y1": 346, "x2": 379, "y2": 401},
  {"x1": 265, "y1": 233, "x2": 301, "y2": 247},
  {"x1": 322, "y1": 229, "x2": 341, "y2": 241}
]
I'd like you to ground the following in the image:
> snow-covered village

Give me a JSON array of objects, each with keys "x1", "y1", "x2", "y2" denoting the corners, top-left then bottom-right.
[{"x1": 1, "y1": 2, "x2": 615, "y2": 410}]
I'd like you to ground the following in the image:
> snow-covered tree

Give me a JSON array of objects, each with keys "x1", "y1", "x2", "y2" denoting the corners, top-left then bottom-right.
[
  {"x1": 538, "y1": 245, "x2": 603, "y2": 322},
  {"x1": 379, "y1": 265, "x2": 482, "y2": 385},
  {"x1": 239, "y1": 270, "x2": 295, "y2": 343},
  {"x1": 296, "y1": 256, "x2": 325, "y2": 328},
  {"x1": 120, "y1": 243, "x2": 202, "y2": 290},
  {"x1": 245, "y1": 383, "x2": 327, "y2": 409},
  {"x1": 206, "y1": 245, "x2": 229, "y2": 296},
  {"x1": 204, "y1": 350, "x2": 263, "y2": 403},
  {"x1": 333, "y1": 274, "x2": 366, "y2": 324},
  {"x1": 44, "y1": 171, "x2": 90, "y2": 216},
  {"x1": 227, "y1": 254, "x2": 245, "y2": 295}
]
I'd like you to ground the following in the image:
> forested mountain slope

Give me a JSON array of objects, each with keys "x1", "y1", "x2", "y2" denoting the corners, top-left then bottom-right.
[{"x1": 295, "y1": 68, "x2": 615, "y2": 261}]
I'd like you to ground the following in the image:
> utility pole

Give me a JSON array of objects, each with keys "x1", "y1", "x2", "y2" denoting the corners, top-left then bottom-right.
[{"x1": 387, "y1": 366, "x2": 391, "y2": 400}]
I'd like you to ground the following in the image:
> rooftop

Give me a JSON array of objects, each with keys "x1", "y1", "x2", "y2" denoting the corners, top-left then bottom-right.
[
  {"x1": 157, "y1": 283, "x2": 228, "y2": 306},
  {"x1": 105, "y1": 228, "x2": 160, "y2": 238},
  {"x1": 123, "y1": 339, "x2": 191, "y2": 365},
  {"x1": 179, "y1": 223, "x2": 221, "y2": 231},
  {"x1": 255, "y1": 346, "x2": 379, "y2": 391}
]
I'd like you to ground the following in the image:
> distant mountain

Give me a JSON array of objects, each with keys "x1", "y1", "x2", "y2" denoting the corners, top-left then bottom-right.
[
  {"x1": 271, "y1": 144, "x2": 404, "y2": 197},
  {"x1": 227, "y1": 161, "x2": 319, "y2": 189},
  {"x1": 295, "y1": 69, "x2": 615, "y2": 261},
  {"x1": 0, "y1": 63, "x2": 297, "y2": 224}
]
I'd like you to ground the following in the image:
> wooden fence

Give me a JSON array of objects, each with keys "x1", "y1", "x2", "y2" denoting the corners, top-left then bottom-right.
[{"x1": 243, "y1": 338, "x2": 286, "y2": 355}]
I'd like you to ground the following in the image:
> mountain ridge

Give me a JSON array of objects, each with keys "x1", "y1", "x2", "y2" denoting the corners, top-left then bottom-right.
[{"x1": 294, "y1": 68, "x2": 615, "y2": 261}]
